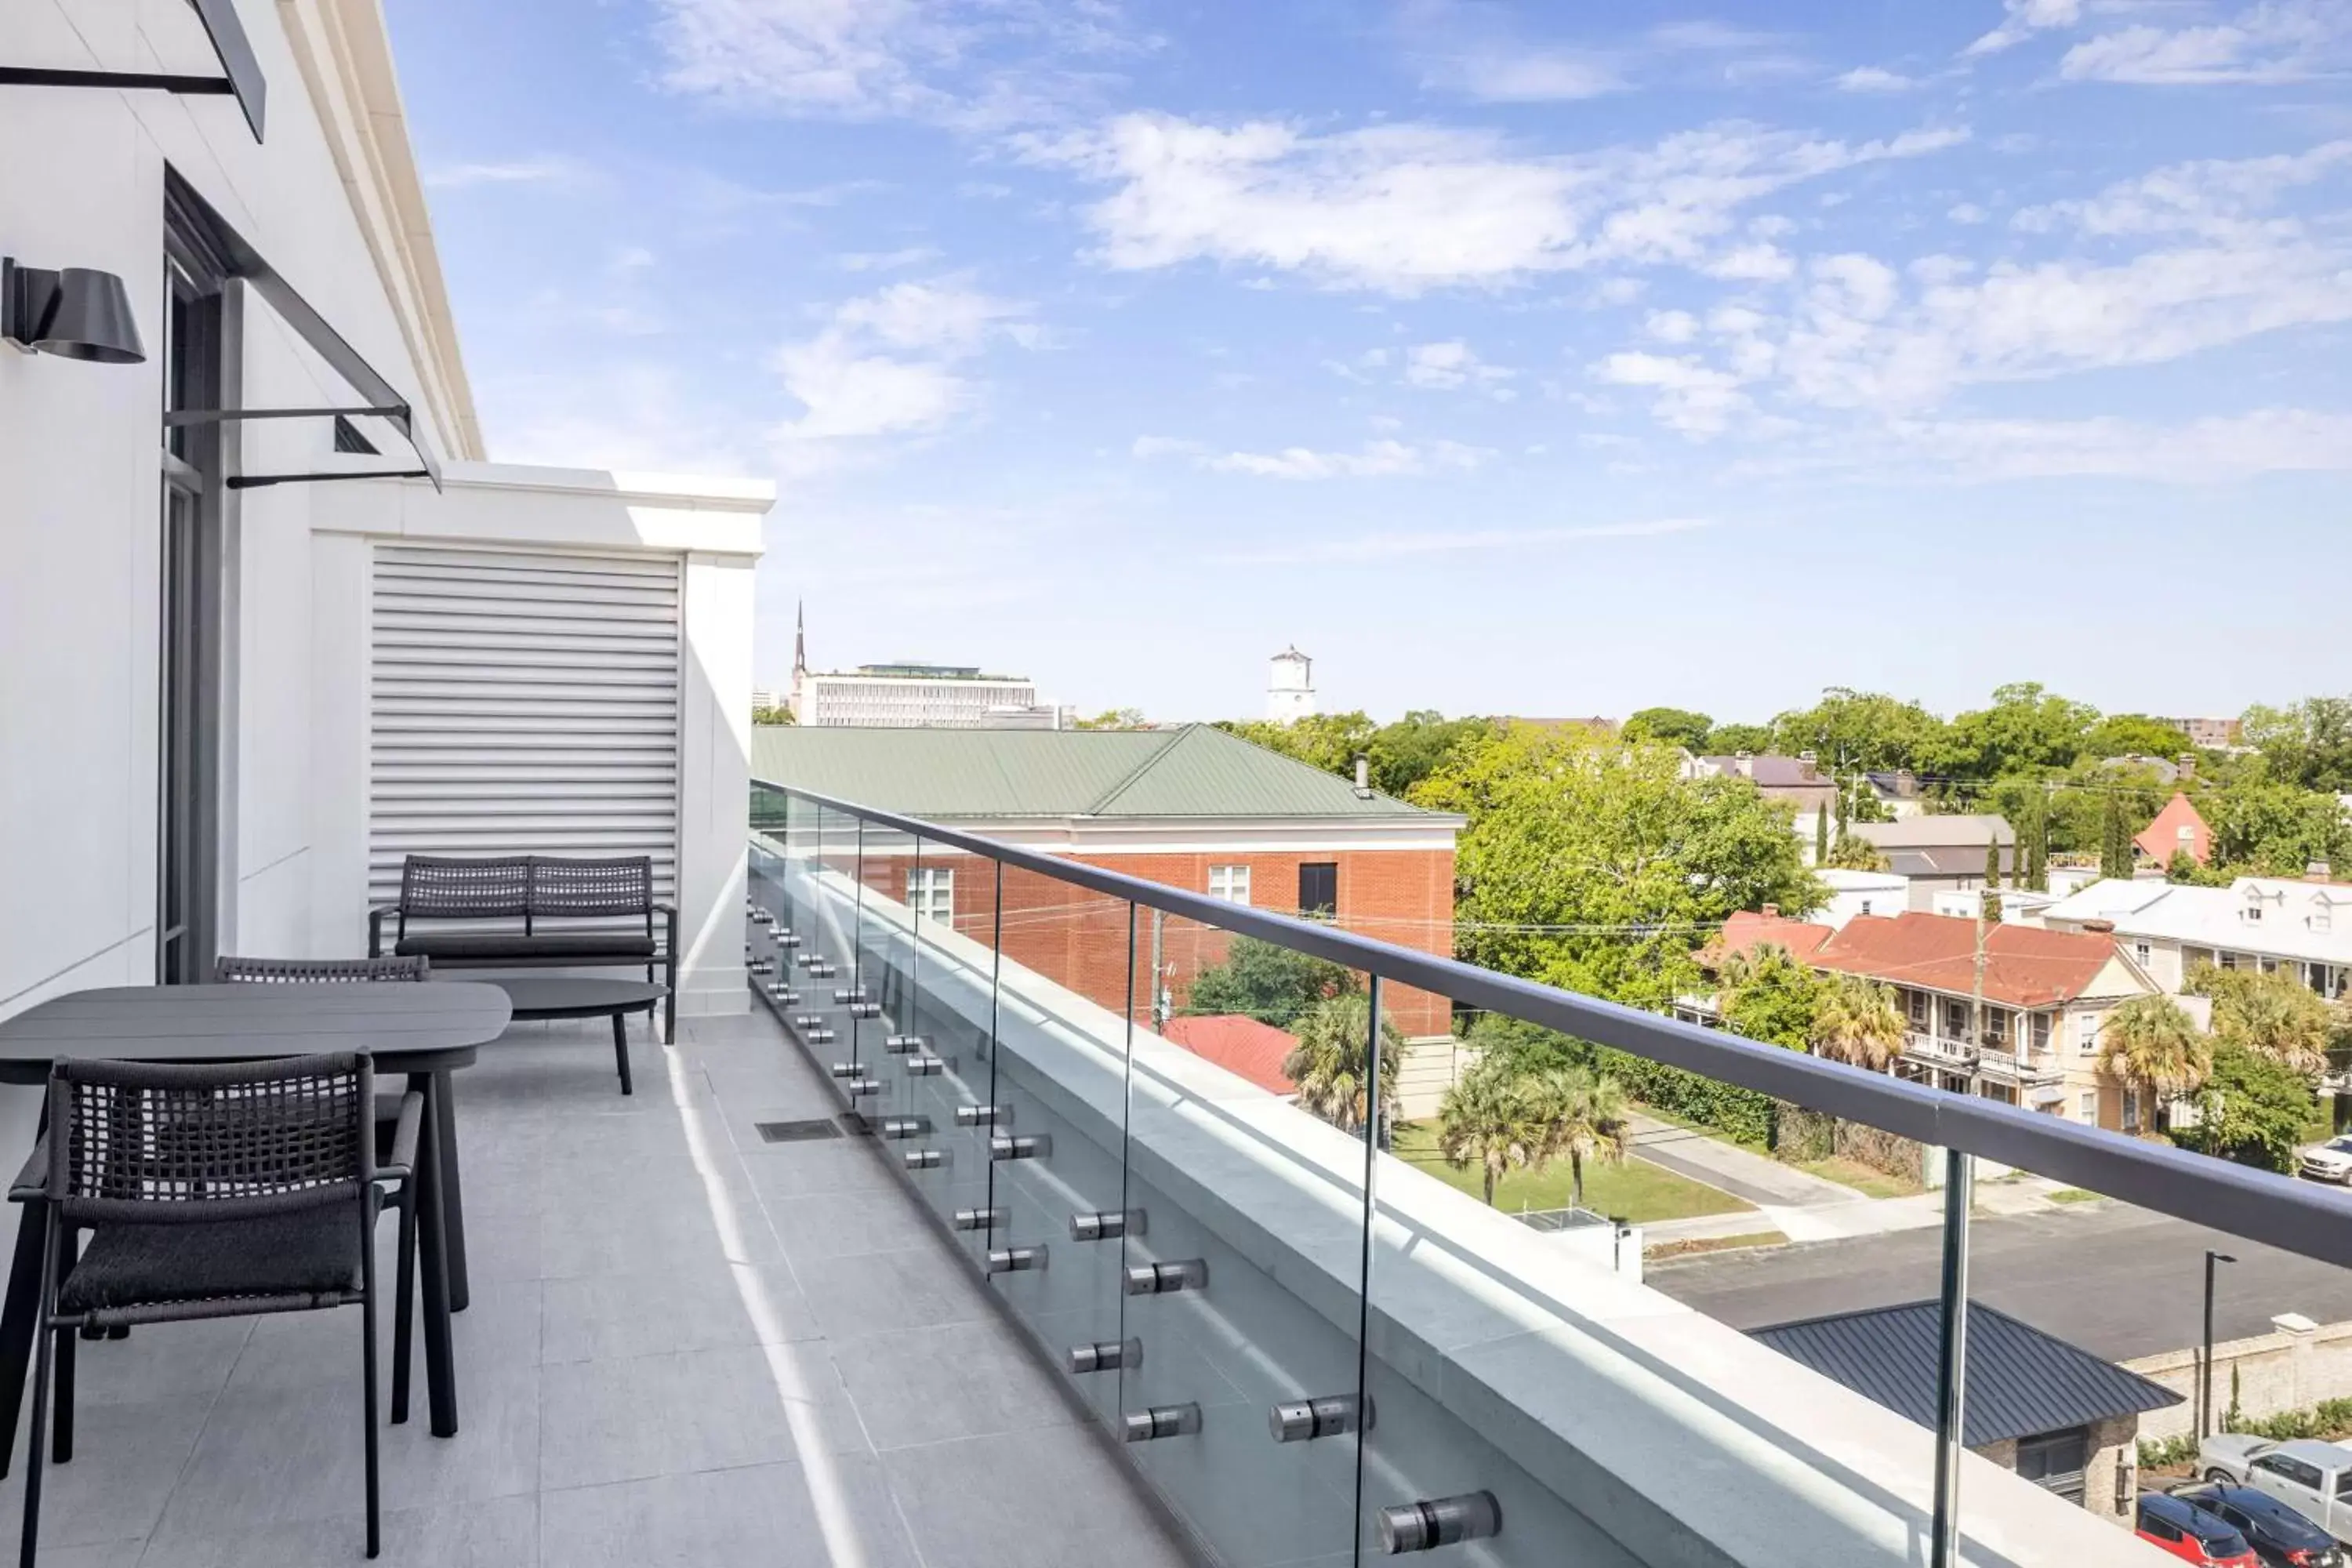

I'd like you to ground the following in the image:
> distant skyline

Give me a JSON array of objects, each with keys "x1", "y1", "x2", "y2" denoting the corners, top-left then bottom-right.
[{"x1": 387, "y1": 0, "x2": 2352, "y2": 723}]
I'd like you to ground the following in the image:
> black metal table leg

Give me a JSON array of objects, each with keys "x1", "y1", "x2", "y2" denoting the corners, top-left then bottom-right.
[
  {"x1": 431, "y1": 1069, "x2": 469, "y2": 1313},
  {"x1": 0, "y1": 1195, "x2": 45, "y2": 1480},
  {"x1": 611, "y1": 1014, "x2": 633, "y2": 1095},
  {"x1": 415, "y1": 1075, "x2": 460, "y2": 1438}
]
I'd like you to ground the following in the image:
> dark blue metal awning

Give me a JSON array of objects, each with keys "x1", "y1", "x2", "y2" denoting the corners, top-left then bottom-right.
[{"x1": 0, "y1": 0, "x2": 267, "y2": 142}]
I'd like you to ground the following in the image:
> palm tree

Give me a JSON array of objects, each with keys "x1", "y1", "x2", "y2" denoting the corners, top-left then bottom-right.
[
  {"x1": 2211, "y1": 974, "x2": 2332, "y2": 1080},
  {"x1": 1436, "y1": 1061, "x2": 1544, "y2": 1206},
  {"x1": 1810, "y1": 972, "x2": 1905, "y2": 1071},
  {"x1": 2098, "y1": 994, "x2": 2212, "y2": 1131},
  {"x1": 1534, "y1": 1066, "x2": 1633, "y2": 1210},
  {"x1": 1283, "y1": 993, "x2": 1406, "y2": 1138}
]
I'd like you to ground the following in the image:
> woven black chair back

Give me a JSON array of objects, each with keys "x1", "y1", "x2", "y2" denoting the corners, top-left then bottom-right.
[
  {"x1": 399, "y1": 855, "x2": 529, "y2": 920},
  {"x1": 48, "y1": 1054, "x2": 373, "y2": 1226},
  {"x1": 215, "y1": 955, "x2": 429, "y2": 984},
  {"x1": 528, "y1": 855, "x2": 654, "y2": 919}
]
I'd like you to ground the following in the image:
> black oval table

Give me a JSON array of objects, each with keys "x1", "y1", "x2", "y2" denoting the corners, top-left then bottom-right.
[{"x1": 0, "y1": 982, "x2": 513, "y2": 1449}]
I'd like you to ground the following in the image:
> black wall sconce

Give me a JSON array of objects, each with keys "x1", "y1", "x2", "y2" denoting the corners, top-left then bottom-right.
[{"x1": 2, "y1": 260, "x2": 144, "y2": 363}]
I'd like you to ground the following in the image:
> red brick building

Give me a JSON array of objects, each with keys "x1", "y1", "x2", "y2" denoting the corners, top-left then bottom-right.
[{"x1": 751, "y1": 724, "x2": 1464, "y2": 1036}]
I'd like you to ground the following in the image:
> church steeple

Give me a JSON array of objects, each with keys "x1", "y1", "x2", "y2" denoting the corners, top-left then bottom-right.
[{"x1": 792, "y1": 599, "x2": 806, "y2": 679}]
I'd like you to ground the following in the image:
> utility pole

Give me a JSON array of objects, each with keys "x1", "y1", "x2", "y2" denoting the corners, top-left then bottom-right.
[{"x1": 1970, "y1": 892, "x2": 1990, "y2": 1088}]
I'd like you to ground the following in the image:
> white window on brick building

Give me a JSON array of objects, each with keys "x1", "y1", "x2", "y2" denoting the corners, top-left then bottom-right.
[
  {"x1": 906, "y1": 866, "x2": 954, "y2": 924},
  {"x1": 1208, "y1": 864, "x2": 1251, "y2": 906},
  {"x1": 2078, "y1": 1091, "x2": 2096, "y2": 1123}
]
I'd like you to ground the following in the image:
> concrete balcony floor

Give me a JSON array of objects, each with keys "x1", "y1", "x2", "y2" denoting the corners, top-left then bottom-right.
[{"x1": 0, "y1": 1005, "x2": 1192, "y2": 1566}]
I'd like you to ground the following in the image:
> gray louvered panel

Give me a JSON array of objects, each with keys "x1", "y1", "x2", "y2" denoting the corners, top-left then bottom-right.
[{"x1": 368, "y1": 544, "x2": 682, "y2": 906}]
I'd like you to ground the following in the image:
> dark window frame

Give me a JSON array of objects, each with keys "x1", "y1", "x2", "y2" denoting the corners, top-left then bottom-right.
[{"x1": 1297, "y1": 861, "x2": 1338, "y2": 921}]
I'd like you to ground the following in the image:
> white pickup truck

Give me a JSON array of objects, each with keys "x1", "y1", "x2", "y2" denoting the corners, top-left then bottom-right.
[{"x1": 2202, "y1": 1435, "x2": 2352, "y2": 1541}]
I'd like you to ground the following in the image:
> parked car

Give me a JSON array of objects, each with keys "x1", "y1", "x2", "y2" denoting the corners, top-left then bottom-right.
[
  {"x1": 2202, "y1": 1436, "x2": 2352, "y2": 1542},
  {"x1": 2300, "y1": 1136, "x2": 2352, "y2": 1183},
  {"x1": 2177, "y1": 1483, "x2": 2347, "y2": 1567},
  {"x1": 2140, "y1": 1492, "x2": 2261, "y2": 1566}
]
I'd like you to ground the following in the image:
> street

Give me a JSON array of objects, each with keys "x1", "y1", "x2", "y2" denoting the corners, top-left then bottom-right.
[{"x1": 1648, "y1": 1196, "x2": 2352, "y2": 1361}]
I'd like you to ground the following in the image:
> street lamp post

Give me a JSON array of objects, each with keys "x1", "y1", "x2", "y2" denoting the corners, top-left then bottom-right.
[{"x1": 2201, "y1": 1250, "x2": 2238, "y2": 1437}]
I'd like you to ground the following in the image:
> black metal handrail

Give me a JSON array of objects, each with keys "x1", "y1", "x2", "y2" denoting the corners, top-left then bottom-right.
[{"x1": 751, "y1": 778, "x2": 2352, "y2": 1269}]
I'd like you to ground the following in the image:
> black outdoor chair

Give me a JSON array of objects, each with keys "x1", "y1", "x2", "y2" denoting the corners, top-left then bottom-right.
[
  {"x1": 214, "y1": 955, "x2": 427, "y2": 1422},
  {"x1": 13, "y1": 1054, "x2": 418, "y2": 1563}
]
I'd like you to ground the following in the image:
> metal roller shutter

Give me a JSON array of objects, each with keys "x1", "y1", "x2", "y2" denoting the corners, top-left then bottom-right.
[{"x1": 368, "y1": 544, "x2": 681, "y2": 904}]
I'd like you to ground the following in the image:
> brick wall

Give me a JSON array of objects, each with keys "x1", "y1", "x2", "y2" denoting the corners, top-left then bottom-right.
[{"x1": 851, "y1": 844, "x2": 1457, "y2": 1038}]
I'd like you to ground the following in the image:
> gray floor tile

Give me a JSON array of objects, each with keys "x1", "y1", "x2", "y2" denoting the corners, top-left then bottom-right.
[
  {"x1": 735, "y1": 1138, "x2": 901, "y2": 1198},
  {"x1": 538, "y1": 1454, "x2": 920, "y2": 1568},
  {"x1": 60, "y1": 1318, "x2": 251, "y2": 1407},
  {"x1": 0, "y1": 1396, "x2": 216, "y2": 1548},
  {"x1": 760, "y1": 1183, "x2": 938, "y2": 1264},
  {"x1": 226, "y1": 1280, "x2": 540, "y2": 1397},
  {"x1": 539, "y1": 1263, "x2": 820, "y2": 1364},
  {"x1": 883, "y1": 1422, "x2": 1193, "y2": 1568},
  {"x1": 139, "y1": 1493, "x2": 536, "y2": 1568},
  {"x1": 537, "y1": 1179, "x2": 780, "y2": 1280},
  {"x1": 798, "y1": 1247, "x2": 993, "y2": 1339},
  {"x1": 830, "y1": 1317, "x2": 1075, "y2": 1451},
  {"x1": 538, "y1": 1343, "x2": 867, "y2": 1491},
  {"x1": 38, "y1": 1541, "x2": 147, "y2": 1568}
]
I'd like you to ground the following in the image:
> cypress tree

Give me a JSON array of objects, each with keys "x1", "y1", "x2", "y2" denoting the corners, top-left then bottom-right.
[{"x1": 1816, "y1": 795, "x2": 1830, "y2": 864}]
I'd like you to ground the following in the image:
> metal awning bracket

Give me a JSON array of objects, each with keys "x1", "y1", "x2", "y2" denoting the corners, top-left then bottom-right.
[{"x1": 0, "y1": 0, "x2": 266, "y2": 141}]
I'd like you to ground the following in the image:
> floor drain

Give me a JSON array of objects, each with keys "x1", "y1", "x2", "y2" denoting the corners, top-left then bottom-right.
[{"x1": 755, "y1": 1119, "x2": 844, "y2": 1143}]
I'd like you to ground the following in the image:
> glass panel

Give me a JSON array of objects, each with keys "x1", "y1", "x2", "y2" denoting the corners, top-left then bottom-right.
[
  {"x1": 851, "y1": 818, "x2": 917, "y2": 1133},
  {"x1": 871, "y1": 832, "x2": 1002, "y2": 1259},
  {"x1": 1121, "y1": 907, "x2": 1366, "y2": 1567},
  {"x1": 982, "y1": 866, "x2": 1135, "y2": 1428}
]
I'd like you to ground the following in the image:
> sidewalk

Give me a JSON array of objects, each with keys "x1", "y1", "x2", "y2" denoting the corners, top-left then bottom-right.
[
  {"x1": 1642, "y1": 1170, "x2": 2082, "y2": 1247},
  {"x1": 1628, "y1": 1112, "x2": 1856, "y2": 1208}
]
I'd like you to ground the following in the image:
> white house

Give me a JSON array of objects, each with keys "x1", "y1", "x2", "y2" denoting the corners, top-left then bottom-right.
[
  {"x1": 2, "y1": 0, "x2": 770, "y2": 1036},
  {"x1": 1815, "y1": 869, "x2": 1911, "y2": 928},
  {"x1": 2042, "y1": 877, "x2": 2352, "y2": 999},
  {"x1": 1266, "y1": 644, "x2": 1316, "y2": 720}
]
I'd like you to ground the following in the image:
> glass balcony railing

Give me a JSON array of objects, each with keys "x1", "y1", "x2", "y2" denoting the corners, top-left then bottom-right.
[{"x1": 746, "y1": 779, "x2": 2352, "y2": 1566}]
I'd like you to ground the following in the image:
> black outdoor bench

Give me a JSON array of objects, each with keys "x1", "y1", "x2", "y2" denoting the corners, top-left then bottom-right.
[{"x1": 368, "y1": 855, "x2": 679, "y2": 1043}]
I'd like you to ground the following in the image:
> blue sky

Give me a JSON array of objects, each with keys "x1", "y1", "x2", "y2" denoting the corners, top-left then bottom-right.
[{"x1": 386, "y1": 0, "x2": 2352, "y2": 726}]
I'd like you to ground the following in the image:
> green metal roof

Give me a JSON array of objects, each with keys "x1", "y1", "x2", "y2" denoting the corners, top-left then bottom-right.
[{"x1": 749, "y1": 724, "x2": 1454, "y2": 822}]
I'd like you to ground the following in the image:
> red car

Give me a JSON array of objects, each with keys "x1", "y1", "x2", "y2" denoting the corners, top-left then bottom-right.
[{"x1": 2140, "y1": 1493, "x2": 2262, "y2": 1567}]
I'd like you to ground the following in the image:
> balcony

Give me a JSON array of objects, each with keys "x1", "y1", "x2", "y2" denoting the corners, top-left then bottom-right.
[
  {"x1": 1973, "y1": 1048, "x2": 2068, "y2": 1091},
  {"x1": 743, "y1": 782, "x2": 2352, "y2": 1566},
  {"x1": 1902, "y1": 1029, "x2": 1980, "y2": 1072}
]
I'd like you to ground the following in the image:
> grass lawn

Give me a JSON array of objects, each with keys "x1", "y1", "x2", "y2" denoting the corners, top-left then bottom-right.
[
  {"x1": 1796, "y1": 1156, "x2": 1922, "y2": 1200},
  {"x1": 1646, "y1": 1231, "x2": 1785, "y2": 1261},
  {"x1": 1390, "y1": 1122, "x2": 1754, "y2": 1224},
  {"x1": 2048, "y1": 1187, "x2": 2103, "y2": 1204}
]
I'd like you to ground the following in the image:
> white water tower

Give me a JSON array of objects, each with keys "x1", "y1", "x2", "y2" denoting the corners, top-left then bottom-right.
[{"x1": 1267, "y1": 646, "x2": 1317, "y2": 720}]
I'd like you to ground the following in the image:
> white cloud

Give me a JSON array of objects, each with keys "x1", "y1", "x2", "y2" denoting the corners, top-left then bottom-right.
[
  {"x1": 1837, "y1": 66, "x2": 1921, "y2": 93},
  {"x1": 2060, "y1": 2, "x2": 2352, "y2": 83},
  {"x1": 1645, "y1": 310, "x2": 1700, "y2": 343},
  {"x1": 1702, "y1": 242, "x2": 1798, "y2": 281},
  {"x1": 1599, "y1": 142, "x2": 2352, "y2": 434},
  {"x1": 1962, "y1": 0, "x2": 2083, "y2": 58},
  {"x1": 487, "y1": 364, "x2": 755, "y2": 475},
  {"x1": 771, "y1": 281, "x2": 1033, "y2": 456},
  {"x1": 1402, "y1": 340, "x2": 1515, "y2": 392},
  {"x1": 1133, "y1": 436, "x2": 1494, "y2": 479},
  {"x1": 837, "y1": 246, "x2": 942, "y2": 271},
  {"x1": 1211, "y1": 517, "x2": 1711, "y2": 566},
  {"x1": 1424, "y1": 45, "x2": 1623, "y2": 102},
  {"x1": 1754, "y1": 408, "x2": 2352, "y2": 484},
  {"x1": 1593, "y1": 351, "x2": 1753, "y2": 436},
  {"x1": 1033, "y1": 113, "x2": 1967, "y2": 294},
  {"x1": 423, "y1": 155, "x2": 594, "y2": 190},
  {"x1": 652, "y1": 0, "x2": 1136, "y2": 122},
  {"x1": 1947, "y1": 201, "x2": 1989, "y2": 223}
]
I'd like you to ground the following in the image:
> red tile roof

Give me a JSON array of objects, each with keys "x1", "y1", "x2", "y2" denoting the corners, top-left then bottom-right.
[
  {"x1": 1709, "y1": 909, "x2": 1836, "y2": 966},
  {"x1": 1160, "y1": 1014, "x2": 1298, "y2": 1094},
  {"x1": 1809, "y1": 912, "x2": 2127, "y2": 1008},
  {"x1": 2135, "y1": 792, "x2": 2212, "y2": 867}
]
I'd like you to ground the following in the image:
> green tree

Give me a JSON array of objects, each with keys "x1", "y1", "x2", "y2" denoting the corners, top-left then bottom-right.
[
  {"x1": 1413, "y1": 724, "x2": 1824, "y2": 1011},
  {"x1": 1824, "y1": 833, "x2": 1890, "y2": 872},
  {"x1": 1702, "y1": 722, "x2": 1775, "y2": 755},
  {"x1": 1076, "y1": 707, "x2": 1148, "y2": 730},
  {"x1": 1461, "y1": 1012, "x2": 1592, "y2": 1077},
  {"x1": 1815, "y1": 800, "x2": 1831, "y2": 865},
  {"x1": 1367, "y1": 712, "x2": 1496, "y2": 797},
  {"x1": 2081, "y1": 713, "x2": 2192, "y2": 761},
  {"x1": 2100, "y1": 789, "x2": 2136, "y2": 880},
  {"x1": 752, "y1": 705, "x2": 795, "y2": 726},
  {"x1": 2180, "y1": 1044, "x2": 2317, "y2": 1174},
  {"x1": 1283, "y1": 992, "x2": 1406, "y2": 1137},
  {"x1": 2169, "y1": 849, "x2": 2233, "y2": 887},
  {"x1": 1717, "y1": 944, "x2": 1828, "y2": 1050},
  {"x1": 1436, "y1": 1058, "x2": 1547, "y2": 1206},
  {"x1": 2189, "y1": 963, "x2": 2335, "y2": 1079},
  {"x1": 1185, "y1": 936, "x2": 1357, "y2": 1027},
  {"x1": 2242, "y1": 697, "x2": 2352, "y2": 793},
  {"x1": 1535, "y1": 1065, "x2": 1633, "y2": 1210},
  {"x1": 1622, "y1": 707, "x2": 1714, "y2": 751},
  {"x1": 1809, "y1": 972, "x2": 1905, "y2": 1071},
  {"x1": 1771, "y1": 688, "x2": 1948, "y2": 772},
  {"x1": 2098, "y1": 995, "x2": 2212, "y2": 1131},
  {"x1": 2205, "y1": 776, "x2": 2352, "y2": 877},
  {"x1": 1936, "y1": 682, "x2": 2100, "y2": 778},
  {"x1": 1214, "y1": 712, "x2": 1377, "y2": 773}
]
